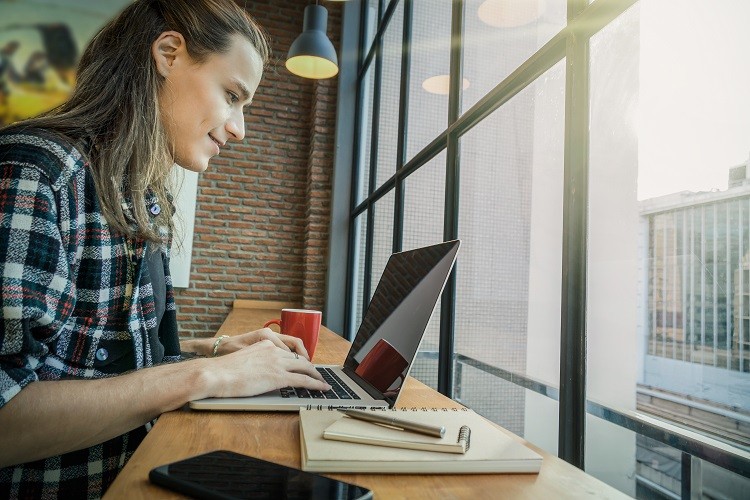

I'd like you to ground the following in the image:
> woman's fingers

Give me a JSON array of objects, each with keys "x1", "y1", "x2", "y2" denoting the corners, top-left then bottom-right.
[
  {"x1": 285, "y1": 371, "x2": 330, "y2": 391},
  {"x1": 278, "y1": 334, "x2": 309, "y2": 360},
  {"x1": 284, "y1": 353, "x2": 326, "y2": 383},
  {"x1": 211, "y1": 328, "x2": 312, "y2": 362},
  {"x1": 255, "y1": 329, "x2": 309, "y2": 360}
]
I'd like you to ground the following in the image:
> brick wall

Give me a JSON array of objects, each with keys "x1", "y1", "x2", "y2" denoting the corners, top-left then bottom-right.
[{"x1": 174, "y1": 0, "x2": 342, "y2": 339}]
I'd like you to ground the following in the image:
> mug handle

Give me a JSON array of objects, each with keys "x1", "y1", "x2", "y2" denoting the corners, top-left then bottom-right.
[{"x1": 263, "y1": 319, "x2": 281, "y2": 331}]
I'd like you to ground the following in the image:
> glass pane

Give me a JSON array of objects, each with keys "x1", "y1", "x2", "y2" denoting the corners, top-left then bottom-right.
[
  {"x1": 375, "y1": 0, "x2": 404, "y2": 189},
  {"x1": 405, "y1": 0, "x2": 452, "y2": 162},
  {"x1": 455, "y1": 61, "x2": 566, "y2": 449},
  {"x1": 363, "y1": 0, "x2": 379, "y2": 55},
  {"x1": 461, "y1": 0, "x2": 567, "y2": 114},
  {"x1": 351, "y1": 212, "x2": 369, "y2": 335},
  {"x1": 459, "y1": 364, "x2": 559, "y2": 454},
  {"x1": 371, "y1": 190, "x2": 395, "y2": 299},
  {"x1": 588, "y1": 1, "x2": 750, "y2": 497},
  {"x1": 403, "y1": 152, "x2": 446, "y2": 250},
  {"x1": 403, "y1": 151, "x2": 447, "y2": 389},
  {"x1": 357, "y1": 64, "x2": 376, "y2": 205}
]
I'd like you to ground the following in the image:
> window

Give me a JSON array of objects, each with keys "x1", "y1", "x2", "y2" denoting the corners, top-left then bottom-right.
[{"x1": 340, "y1": 0, "x2": 750, "y2": 497}]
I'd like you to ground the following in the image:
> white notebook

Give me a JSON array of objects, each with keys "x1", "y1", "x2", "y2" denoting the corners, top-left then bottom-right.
[
  {"x1": 323, "y1": 414, "x2": 469, "y2": 454},
  {"x1": 299, "y1": 407, "x2": 543, "y2": 474}
]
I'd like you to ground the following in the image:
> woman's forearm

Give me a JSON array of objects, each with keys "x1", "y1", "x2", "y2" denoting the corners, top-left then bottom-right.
[
  {"x1": 0, "y1": 358, "x2": 211, "y2": 468},
  {"x1": 0, "y1": 336, "x2": 329, "y2": 469}
]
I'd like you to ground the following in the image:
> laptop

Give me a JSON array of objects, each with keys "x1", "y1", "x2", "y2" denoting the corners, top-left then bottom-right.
[{"x1": 189, "y1": 239, "x2": 461, "y2": 411}]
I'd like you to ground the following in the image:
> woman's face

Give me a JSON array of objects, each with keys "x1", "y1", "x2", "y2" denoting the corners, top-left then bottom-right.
[{"x1": 155, "y1": 33, "x2": 263, "y2": 172}]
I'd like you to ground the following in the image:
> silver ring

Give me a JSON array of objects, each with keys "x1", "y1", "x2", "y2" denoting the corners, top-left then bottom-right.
[{"x1": 294, "y1": 352, "x2": 299, "y2": 359}]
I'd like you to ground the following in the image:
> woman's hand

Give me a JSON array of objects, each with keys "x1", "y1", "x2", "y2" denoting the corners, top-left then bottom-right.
[
  {"x1": 180, "y1": 327, "x2": 310, "y2": 360},
  {"x1": 200, "y1": 339, "x2": 329, "y2": 398},
  {"x1": 216, "y1": 328, "x2": 310, "y2": 360}
]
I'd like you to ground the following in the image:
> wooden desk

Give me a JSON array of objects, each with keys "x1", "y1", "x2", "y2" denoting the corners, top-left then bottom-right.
[{"x1": 105, "y1": 306, "x2": 627, "y2": 499}]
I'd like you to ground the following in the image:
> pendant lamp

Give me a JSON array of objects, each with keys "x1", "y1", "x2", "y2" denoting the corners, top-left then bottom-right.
[{"x1": 286, "y1": 4, "x2": 339, "y2": 79}]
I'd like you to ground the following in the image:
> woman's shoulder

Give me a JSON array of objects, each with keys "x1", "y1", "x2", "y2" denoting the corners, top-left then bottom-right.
[{"x1": 0, "y1": 127, "x2": 88, "y2": 190}]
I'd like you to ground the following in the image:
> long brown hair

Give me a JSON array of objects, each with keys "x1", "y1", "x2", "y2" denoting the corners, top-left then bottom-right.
[{"x1": 5, "y1": 0, "x2": 270, "y2": 242}]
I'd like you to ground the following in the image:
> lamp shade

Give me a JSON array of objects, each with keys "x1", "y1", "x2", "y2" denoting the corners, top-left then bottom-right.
[{"x1": 286, "y1": 5, "x2": 339, "y2": 79}]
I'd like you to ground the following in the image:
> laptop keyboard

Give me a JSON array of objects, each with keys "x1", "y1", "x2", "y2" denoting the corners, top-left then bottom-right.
[{"x1": 280, "y1": 367, "x2": 361, "y2": 400}]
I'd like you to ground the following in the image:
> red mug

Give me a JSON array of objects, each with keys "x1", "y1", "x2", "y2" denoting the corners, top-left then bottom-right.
[
  {"x1": 354, "y1": 338, "x2": 408, "y2": 393},
  {"x1": 263, "y1": 309, "x2": 322, "y2": 359}
]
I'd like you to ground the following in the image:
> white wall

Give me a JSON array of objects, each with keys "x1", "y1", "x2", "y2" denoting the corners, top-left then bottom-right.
[{"x1": 169, "y1": 167, "x2": 198, "y2": 288}]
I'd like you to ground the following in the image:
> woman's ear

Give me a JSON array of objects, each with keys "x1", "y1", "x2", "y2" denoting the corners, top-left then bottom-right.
[{"x1": 152, "y1": 31, "x2": 187, "y2": 78}]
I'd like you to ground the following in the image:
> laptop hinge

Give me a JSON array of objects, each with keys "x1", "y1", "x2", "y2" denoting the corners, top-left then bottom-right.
[{"x1": 341, "y1": 366, "x2": 389, "y2": 405}]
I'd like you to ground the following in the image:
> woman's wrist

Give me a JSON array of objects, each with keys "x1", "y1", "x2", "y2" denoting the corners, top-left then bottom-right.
[
  {"x1": 186, "y1": 357, "x2": 219, "y2": 401},
  {"x1": 212, "y1": 335, "x2": 230, "y2": 357},
  {"x1": 179, "y1": 338, "x2": 214, "y2": 357}
]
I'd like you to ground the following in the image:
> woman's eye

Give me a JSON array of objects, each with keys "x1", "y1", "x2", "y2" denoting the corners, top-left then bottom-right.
[{"x1": 227, "y1": 91, "x2": 239, "y2": 103}]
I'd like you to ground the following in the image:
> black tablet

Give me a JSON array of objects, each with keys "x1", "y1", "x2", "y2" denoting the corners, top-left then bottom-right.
[{"x1": 149, "y1": 450, "x2": 372, "y2": 500}]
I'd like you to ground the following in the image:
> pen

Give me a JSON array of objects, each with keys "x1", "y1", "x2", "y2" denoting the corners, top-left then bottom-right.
[{"x1": 337, "y1": 409, "x2": 445, "y2": 438}]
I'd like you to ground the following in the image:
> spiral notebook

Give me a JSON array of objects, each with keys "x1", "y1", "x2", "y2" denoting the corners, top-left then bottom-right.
[
  {"x1": 299, "y1": 407, "x2": 543, "y2": 474},
  {"x1": 323, "y1": 413, "x2": 470, "y2": 454}
]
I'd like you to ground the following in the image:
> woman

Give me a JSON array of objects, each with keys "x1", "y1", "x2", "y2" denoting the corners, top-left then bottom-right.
[{"x1": 0, "y1": 0, "x2": 330, "y2": 497}]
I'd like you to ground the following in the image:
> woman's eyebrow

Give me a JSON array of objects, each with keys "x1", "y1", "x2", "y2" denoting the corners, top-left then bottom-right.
[{"x1": 231, "y1": 78, "x2": 251, "y2": 102}]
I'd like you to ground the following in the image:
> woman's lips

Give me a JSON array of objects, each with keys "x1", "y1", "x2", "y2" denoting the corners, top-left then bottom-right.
[{"x1": 209, "y1": 135, "x2": 222, "y2": 154}]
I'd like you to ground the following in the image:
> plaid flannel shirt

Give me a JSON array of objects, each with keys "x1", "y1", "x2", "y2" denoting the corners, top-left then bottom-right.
[{"x1": 0, "y1": 130, "x2": 181, "y2": 499}]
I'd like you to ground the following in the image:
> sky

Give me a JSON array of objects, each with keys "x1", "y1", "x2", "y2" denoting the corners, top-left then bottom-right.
[{"x1": 637, "y1": 0, "x2": 750, "y2": 200}]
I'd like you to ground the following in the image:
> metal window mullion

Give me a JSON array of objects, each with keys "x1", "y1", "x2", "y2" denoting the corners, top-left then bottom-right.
[
  {"x1": 651, "y1": 218, "x2": 657, "y2": 355},
  {"x1": 353, "y1": 133, "x2": 449, "y2": 218},
  {"x1": 662, "y1": 217, "x2": 668, "y2": 357},
  {"x1": 742, "y1": 199, "x2": 748, "y2": 372},
  {"x1": 558, "y1": 16, "x2": 590, "y2": 471},
  {"x1": 683, "y1": 211, "x2": 688, "y2": 362},
  {"x1": 447, "y1": 34, "x2": 565, "y2": 145},
  {"x1": 690, "y1": 208, "x2": 695, "y2": 363},
  {"x1": 681, "y1": 452, "x2": 693, "y2": 500},
  {"x1": 651, "y1": 218, "x2": 657, "y2": 356},
  {"x1": 437, "y1": 0, "x2": 463, "y2": 397},
  {"x1": 726, "y1": 203, "x2": 732, "y2": 369},
  {"x1": 358, "y1": 0, "x2": 402, "y2": 81},
  {"x1": 700, "y1": 208, "x2": 706, "y2": 365},
  {"x1": 393, "y1": 132, "x2": 449, "y2": 182},
  {"x1": 362, "y1": 8, "x2": 387, "y2": 316},
  {"x1": 673, "y1": 212, "x2": 678, "y2": 358},
  {"x1": 363, "y1": 204, "x2": 375, "y2": 317},
  {"x1": 737, "y1": 202, "x2": 746, "y2": 371},
  {"x1": 393, "y1": 0, "x2": 412, "y2": 253},
  {"x1": 344, "y1": 0, "x2": 372, "y2": 340},
  {"x1": 713, "y1": 205, "x2": 718, "y2": 366}
]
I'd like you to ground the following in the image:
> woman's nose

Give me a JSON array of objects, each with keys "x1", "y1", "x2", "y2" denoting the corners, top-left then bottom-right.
[{"x1": 226, "y1": 108, "x2": 245, "y2": 141}]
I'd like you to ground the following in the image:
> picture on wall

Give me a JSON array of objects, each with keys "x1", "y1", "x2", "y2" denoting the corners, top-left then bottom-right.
[{"x1": 0, "y1": 0, "x2": 131, "y2": 125}]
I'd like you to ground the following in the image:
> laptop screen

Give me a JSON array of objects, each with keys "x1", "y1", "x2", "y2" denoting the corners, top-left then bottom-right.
[{"x1": 344, "y1": 240, "x2": 460, "y2": 406}]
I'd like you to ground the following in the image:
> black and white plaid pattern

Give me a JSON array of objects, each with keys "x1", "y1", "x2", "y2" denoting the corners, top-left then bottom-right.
[{"x1": 0, "y1": 130, "x2": 181, "y2": 498}]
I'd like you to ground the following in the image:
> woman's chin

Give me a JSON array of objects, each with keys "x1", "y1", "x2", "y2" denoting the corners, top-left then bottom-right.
[{"x1": 175, "y1": 158, "x2": 209, "y2": 173}]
